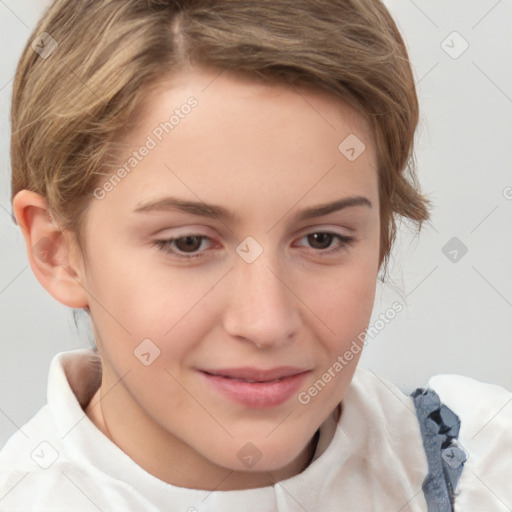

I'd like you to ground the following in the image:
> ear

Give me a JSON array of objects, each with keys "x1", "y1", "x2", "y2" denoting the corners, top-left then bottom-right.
[{"x1": 12, "y1": 190, "x2": 89, "y2": 309}]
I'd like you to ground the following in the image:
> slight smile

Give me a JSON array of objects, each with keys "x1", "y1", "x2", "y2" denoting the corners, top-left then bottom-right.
[{"x1": 198, "y1": 367, "x2": 312, "y2": 409}]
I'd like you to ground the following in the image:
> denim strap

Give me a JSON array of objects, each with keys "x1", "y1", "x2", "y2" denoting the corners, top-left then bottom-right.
[{"x1": 410, "y1": 387, "x2": 467, "y2": 512}]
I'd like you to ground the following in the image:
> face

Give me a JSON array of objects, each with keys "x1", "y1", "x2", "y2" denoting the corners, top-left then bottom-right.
[{"x1": 78, "y1": 66, "x2": 381, "y2": 487}]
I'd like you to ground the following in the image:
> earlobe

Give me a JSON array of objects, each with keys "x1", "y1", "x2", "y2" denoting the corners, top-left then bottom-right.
[{"x1": 12, "y1": 190, "x2": 89, "y2": 309}]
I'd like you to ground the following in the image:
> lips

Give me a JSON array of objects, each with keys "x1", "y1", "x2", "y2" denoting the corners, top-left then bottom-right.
[
  {"x1": 198, "y1": 366, "x2": 311, "y2": 408},
  {"x1": 201, "y1": 366, "x2": 308, "y2": 382}
]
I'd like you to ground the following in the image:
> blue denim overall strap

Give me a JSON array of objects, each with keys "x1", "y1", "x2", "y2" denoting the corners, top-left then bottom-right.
[{"x1": 410, "y1": 387, "x2": 467, "y2": 512}]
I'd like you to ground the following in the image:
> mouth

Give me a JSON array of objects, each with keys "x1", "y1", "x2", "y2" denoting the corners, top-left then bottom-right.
[
  {"x1": 198, "y1": 367, "x2": 311, "y2": 408},
  {"x1": 200, "y1": 366, "x2": 309, "y2": 382}
]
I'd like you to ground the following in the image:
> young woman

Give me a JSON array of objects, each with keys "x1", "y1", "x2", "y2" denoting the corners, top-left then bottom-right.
[{"x1": 1, "y1": 1, "x2": 510, "y2": 510}]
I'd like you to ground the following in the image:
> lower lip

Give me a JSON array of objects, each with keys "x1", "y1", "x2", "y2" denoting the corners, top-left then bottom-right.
[{"x1": 200, "y1": 371, "x2": 310, "y2": 408}]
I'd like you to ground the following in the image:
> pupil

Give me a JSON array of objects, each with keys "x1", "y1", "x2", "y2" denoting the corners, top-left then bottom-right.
[
  {"x1": 176, "y1": 236, "x2": 201, "y2": 252},
  {"x1": 308, "y1": 233, "x2": 332, "y2": 249}
]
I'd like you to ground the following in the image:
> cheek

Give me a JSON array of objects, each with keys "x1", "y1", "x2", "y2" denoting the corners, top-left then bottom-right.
[
  {"x1": 301, "y1": 252, "x2": 379, "y2": 349},
  {"x1": 82, "y1": 242, "x2": 227, "y2": 363},
  {"x1": 310, "y1": 280, "x2": 375, "y2": 380},
  {"x1": 293, "y1": 261, "x2": 378, "y2": 425}
]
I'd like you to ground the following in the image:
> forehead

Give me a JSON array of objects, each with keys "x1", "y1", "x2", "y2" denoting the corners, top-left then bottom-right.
[
  {"x1": 96, "y1": 66, "x2": 378, "y2": 222},
  {"x1": 135, "y1": 66, "x2": 374, "y2": 149}
]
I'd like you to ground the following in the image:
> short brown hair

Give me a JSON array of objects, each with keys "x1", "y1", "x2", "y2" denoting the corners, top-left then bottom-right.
[{"x1": 10, "y1": 0, "x2": 429, "y2": 271}]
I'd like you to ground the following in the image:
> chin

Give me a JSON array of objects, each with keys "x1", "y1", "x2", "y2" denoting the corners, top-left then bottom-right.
[{"x1": 208, "y1": 434, "x2": 311, "y2": 474}]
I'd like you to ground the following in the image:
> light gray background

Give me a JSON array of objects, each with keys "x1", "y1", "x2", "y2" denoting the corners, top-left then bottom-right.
[{"x1": 1, "y1": 0, "x2": 511, "y2": 447}]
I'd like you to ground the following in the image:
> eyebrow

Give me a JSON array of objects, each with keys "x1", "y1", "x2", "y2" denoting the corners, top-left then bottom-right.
[{"x1": 134, "y1": 195, "x2": 372, "y2": 222}]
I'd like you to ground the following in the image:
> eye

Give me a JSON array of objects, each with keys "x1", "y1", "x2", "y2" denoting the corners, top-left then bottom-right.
[
  {"x1": 153, "y1": 235, "x2": 213, "y2": 259},
  {"x1": 295, "y1": 231, "x2": 354, "y2": 255},
  {"x1": 153, "y1": 231, "x2": 355, "y2": 261}
]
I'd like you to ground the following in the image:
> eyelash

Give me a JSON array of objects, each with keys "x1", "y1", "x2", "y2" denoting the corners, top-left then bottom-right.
[{"x1": 153, "y1": 232, "x2": 355, "y2": 260}]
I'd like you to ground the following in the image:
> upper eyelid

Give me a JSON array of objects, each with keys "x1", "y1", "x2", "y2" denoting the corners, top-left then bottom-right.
[{"x1": 156, "y1": 223, "x2": 354, "y2": 238}]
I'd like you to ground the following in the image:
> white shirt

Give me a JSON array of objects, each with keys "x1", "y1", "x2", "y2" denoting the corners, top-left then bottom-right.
[{"x1": 1, "y1": 349, "x2": 511, "y2": 511}]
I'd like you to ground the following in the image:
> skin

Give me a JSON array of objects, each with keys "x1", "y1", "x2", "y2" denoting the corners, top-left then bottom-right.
[{"x1": 13, "y1": 66, "x2": 381, "y2": 491}]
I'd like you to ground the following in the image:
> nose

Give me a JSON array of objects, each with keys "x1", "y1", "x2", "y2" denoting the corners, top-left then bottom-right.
[{"x1": 222, "y1": 250, "x2": 302, "y2": 350}]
